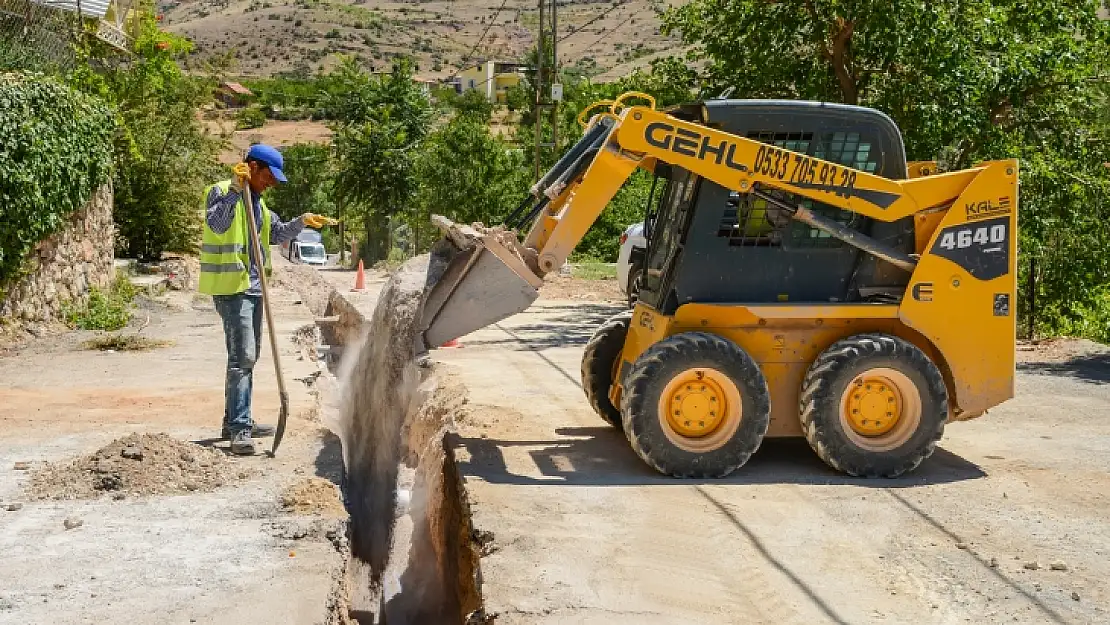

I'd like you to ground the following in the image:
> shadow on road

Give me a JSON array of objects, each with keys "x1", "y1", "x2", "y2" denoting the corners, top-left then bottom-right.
[
  {"x1": 1018, "y1": 352, "x2": 1110, "y2": 384},
  {"x1": 694, "y1": 486, "x2": 852, "y2": 625},
  {"x1": 452, "y1": 426, "x2": 985, "y2": 488},
  {"x1": 314, "y1": 428, "x2": 345, "y2": 486},
  {"x1": 460, "y1": 304, "x2": 625, "y2": 352},
  {"x1": 884, "y1": 490, "x2": 1069, "y2": 624}
]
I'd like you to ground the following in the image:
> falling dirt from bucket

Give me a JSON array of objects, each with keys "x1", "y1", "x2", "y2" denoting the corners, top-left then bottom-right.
[{"x1": 329, "y1": 240, "x2": 479, "y2": 623}]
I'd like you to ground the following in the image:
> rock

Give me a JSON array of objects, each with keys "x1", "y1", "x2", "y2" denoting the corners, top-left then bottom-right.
[
  {"x1": 184, "y1": 481, "x2": 198, "y2": 492},
  {"x1": 96, "y1": 474, "x2": 123, "y2": 491},
  {"x1": 13, "y1": 461, "x2": 30, "y2": 470},
  {"x1": 6, "y1": 503, "x2": 23, "y2": 511},
  {"x1": 63, "y1": 517, "x2": 84, "y2": 530},
  {"x1": 95, "y1": 459, "x2": 114, "y2": 474},
  {"x1": 1023, "y1": 561, "x2": 1040, "y2": 570},
  {"x1": 956, "y1": 542, "x2": 968, "y2": 549},
  {"x1": 1050, "y1": 561, "x2": 1068, "y2": 571},
  {"x1": 989, "y1": 557, "x2": 999, "y2": 568},
  {"x1": 180, "y1": 450, "x2": 196, "y2": 463},
  {"x1": 1071, "y1": 591, "x2": 1080, "y2": 601},
  {"x1": 1033, "y1": 582, "x2": 1042, "y2": 591},
  {"x1": 111, "y1": 493, "x2": 125, "y2": 501},
  {"x1": 120, "y1": 446, "x2": 144, "y2": 460}
]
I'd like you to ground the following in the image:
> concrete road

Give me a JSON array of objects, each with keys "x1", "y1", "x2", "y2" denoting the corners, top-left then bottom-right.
[
  {"x1": 436, "y1": 300, "x2": 1110, "y2": 625},
  {"x1": 0, "y1": 258, "x2": 345, "y2": 625}
]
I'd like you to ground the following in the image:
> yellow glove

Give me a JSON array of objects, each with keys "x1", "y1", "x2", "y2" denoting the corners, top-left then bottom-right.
[
  {"x1": 230, "y1": 162, "x2": 251, "y2": 193},
  {"x1": 303, "y1": 213, "x2": 339, "y2": 229}
]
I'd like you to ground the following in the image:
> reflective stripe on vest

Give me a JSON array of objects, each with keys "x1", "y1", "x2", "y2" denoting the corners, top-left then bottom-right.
[{"x1": 198, "y1": 180, "x2": 272, "y2": 296}]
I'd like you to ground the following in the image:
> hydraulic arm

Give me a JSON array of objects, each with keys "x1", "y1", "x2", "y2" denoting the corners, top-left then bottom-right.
[{"x1": 520, "y1": 95, "x2": 983, "y2": 277}]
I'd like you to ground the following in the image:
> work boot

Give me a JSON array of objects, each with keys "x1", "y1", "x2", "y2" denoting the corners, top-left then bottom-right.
[
  {"x1": 221, "y1": 423, "x2": 276, "y2": 440},
  {"x1": 229, "y1": 430, "x2": 257, "y2": 456}
]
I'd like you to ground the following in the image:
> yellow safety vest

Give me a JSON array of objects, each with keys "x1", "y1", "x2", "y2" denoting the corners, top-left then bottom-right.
[{"x1": 198, "y1": 180, "x2": 273, "y2": 295}]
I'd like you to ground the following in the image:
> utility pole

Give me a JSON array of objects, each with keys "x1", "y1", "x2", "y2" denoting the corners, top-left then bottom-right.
[
  {"x1": 551, "y1": 0, "x2": 558, "y2": 152},
  {"x1": 534, "y1": 0, "x2": 545, "y2": 182},
  {"x1": 534, "y1": 0, "x2": 560, "y2": 181}
]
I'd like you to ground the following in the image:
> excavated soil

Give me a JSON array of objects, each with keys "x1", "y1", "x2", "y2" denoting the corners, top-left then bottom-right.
[
  {"x1": 471, "y1": 223, "x2": 534, "y2": 269},
  {"x1": 281, "y1": 477, "x2": 348, "y2": 518},
  {"x1": 328, "y1": 240, "x2": 481, "y2": 623},
  {"x1": 26, "y1": 433, "x2": 242, "y2": 500}
]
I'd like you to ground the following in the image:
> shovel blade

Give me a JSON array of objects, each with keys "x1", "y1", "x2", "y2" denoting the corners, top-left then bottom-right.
[
  {"x1": 270, "y1": 391, "x2": 289, "y2": 455},
  {"x1": 421, "y1": 219, "x2": 542, "y2": 349}
]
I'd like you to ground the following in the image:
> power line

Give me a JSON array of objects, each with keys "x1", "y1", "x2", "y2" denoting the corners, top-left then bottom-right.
[
  {"x1": 447, "y1": 0, "x2": 512, "y2": 81},
  {"x1": 557, "y1": 0, "x2": 626, "y2": 44}
]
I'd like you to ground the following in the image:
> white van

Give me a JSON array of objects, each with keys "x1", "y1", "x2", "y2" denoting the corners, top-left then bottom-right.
[{"x1": 282, "y1": 228, "x2": 328, "y2": 266}]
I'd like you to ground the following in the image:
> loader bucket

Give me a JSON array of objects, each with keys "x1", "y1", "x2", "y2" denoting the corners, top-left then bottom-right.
[{"x1": 420, "y1": 217, "x2": 543, "y2": 350}]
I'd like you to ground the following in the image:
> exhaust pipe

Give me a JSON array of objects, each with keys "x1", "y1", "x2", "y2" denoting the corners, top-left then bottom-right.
[{"x1": 420, "y1": 217, "x2": 543, "y2": 350}]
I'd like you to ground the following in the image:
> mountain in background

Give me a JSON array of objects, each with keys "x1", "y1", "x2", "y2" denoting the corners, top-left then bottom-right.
[{"x1": 160, "y1": 0, "x2": 689, "y2": 80}]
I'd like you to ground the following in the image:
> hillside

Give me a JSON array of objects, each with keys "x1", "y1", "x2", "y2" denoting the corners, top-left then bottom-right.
[{"x1": 160, "y1": 0, "x2": 689, "y2": 80}]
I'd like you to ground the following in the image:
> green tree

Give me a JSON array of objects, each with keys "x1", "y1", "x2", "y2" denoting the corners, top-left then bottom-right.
[
  {"x1": 438, "y1": 87, "x2": 495, "y2": 123},
  {"x1": 265, "y1": 142, "x2": 335, "y2": 222},
  {"x1": 662, "y1": 0, "x2": 1110, "y2": 338},
  {"x1": 329, "y1": 57, "x2": 432, "y2": 263},
  {"x1": 67, "y1": 6, "x2": 225, "y2": 261},
  {"x1": 502, "y1": 51, "x2": 696, "y2": 262},
  {"x1": 411, "y1": 117, "x2": 528, "y2": 251}
]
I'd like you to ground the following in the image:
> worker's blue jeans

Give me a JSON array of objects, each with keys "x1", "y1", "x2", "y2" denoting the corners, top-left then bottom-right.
[{"x1": 213, "y1": 293, "x2": 263, "y2": 435}]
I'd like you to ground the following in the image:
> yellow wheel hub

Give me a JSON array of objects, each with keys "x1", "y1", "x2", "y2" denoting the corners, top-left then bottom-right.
[
  {"x1": 845, "y1": 375, "x2": 902, "y2": 436},
  {"x1": 665, "y1": 369, "x2": 728, "y2": 437}
]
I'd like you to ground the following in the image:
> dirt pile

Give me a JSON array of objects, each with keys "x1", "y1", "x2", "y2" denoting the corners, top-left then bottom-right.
[
  {"x1": 281, "y1": 477, "x2": 348, "y2": 517},
  {"x1": 470, "y1": 222, "x2": 538, "y2": 273},
  {"x1": 27, "y1": 433, "x2": 238, "y2": 500}
]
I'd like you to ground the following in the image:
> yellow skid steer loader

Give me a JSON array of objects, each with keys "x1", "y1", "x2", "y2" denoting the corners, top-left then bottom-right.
[{"x1": 420, "y1": 92, "x2": 1018, "y2": 479}]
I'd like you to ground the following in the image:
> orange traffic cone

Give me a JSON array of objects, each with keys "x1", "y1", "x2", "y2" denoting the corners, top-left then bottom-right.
[
  {"x1": 441, "y1": 338, "x2": 460, "y2": 348},
  {"x1": 352, "y1": 259, "x2": 365, "y2": 291}
]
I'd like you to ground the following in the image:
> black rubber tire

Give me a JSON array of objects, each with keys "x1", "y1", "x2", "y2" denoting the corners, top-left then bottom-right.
[
  {"x1": 799, "y1": 333, "x2": 948, "y2": 478},
  {"x1": 621, "y1": 332, "x2": 771, "y2": 478},
  {"x1": 580, "y1": 310, "x2": 634, "y2": 428}
]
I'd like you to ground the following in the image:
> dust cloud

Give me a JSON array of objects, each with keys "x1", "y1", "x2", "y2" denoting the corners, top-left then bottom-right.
[{"x1": 329, "y1": 241, "x2": 467, "y2": 624}]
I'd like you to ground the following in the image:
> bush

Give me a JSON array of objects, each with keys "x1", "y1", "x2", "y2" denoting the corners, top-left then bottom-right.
[
  {"x1": 82, "y1": 20, "x2": 226, "y2": 262},
  {"x1": 235, "y1": 105, "x2": 267, "y2": 129},
  {"x1": 0, "y1": 73, "x2": 114, "y2": 293},
  {"x1": 63, "y1": 273, "x2": 136, "y2": 331}
]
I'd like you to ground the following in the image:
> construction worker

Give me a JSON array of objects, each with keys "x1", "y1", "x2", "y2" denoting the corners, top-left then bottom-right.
[{"x1": 199, "y1": 144, "x2": 332, "y2": 455}]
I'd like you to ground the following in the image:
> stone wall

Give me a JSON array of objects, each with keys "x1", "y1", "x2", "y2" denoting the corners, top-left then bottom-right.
[{"x1": 0, "y1": 184, "x2": 115, "y2": 323}]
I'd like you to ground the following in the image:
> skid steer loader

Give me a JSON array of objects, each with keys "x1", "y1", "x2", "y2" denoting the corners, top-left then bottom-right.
[{"x1": 420, "y1": 92, "x2": 1018, "y2": 479}]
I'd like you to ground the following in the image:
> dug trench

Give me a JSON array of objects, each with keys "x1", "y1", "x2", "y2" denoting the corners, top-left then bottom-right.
[{"x1": 287, "y1": 249, "x2": 486, "y2": 625}]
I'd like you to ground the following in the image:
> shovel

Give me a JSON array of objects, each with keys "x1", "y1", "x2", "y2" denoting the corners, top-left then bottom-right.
[{"x1": 239, "y1": 180, "x2": 290, "y2": 456}]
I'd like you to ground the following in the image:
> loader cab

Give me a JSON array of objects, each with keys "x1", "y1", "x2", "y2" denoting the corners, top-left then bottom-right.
[{"x1": 636, "y1": 100, "x2": 913, "y2": 314}]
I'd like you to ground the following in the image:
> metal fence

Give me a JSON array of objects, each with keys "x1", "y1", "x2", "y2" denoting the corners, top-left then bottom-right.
[{"x1": 0, "y1": 0, "x2": 80, "y2": 69}]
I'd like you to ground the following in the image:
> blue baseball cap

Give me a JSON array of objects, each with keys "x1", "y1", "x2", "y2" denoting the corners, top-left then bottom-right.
[{"x1": 245, "y1": 143, "x2": 287, "y2": 183}]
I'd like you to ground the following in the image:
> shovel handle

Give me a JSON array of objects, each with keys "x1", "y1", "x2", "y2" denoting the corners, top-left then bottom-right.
[{"x1": 239, "y1": 184, "x2": 290, "y2": 454}]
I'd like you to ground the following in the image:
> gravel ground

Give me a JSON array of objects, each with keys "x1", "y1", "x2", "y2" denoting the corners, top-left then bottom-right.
[{"x1": 436, "y1": 300, "x2": 1110, "y2": 625}]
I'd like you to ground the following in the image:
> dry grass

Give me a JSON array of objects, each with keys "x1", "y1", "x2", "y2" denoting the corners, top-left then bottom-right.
[
  {"x1": 81, "y1": 334, "x2": 175, "y2": 352},
  {"x1": 163, "y1": 0, "x2": 688, "y2": 80},
  {"x1": 203, "y1": 117, "x2": 334, "y2": 164}
]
